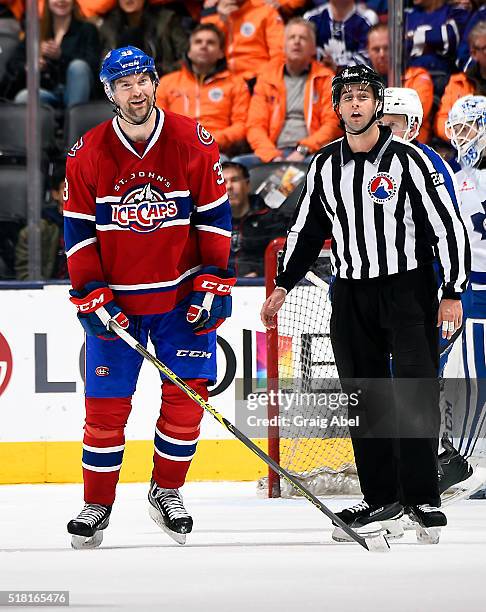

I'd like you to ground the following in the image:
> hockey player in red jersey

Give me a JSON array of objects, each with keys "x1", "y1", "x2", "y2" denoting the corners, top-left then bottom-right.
[{"x1": 64, "y1": 46, "x2": 233, "y2": 549}]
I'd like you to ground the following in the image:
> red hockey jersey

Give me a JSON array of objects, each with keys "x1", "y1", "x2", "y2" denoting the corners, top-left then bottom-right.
[{"x1": 64, "y1": 108, "x2": 231, "y2": 315}]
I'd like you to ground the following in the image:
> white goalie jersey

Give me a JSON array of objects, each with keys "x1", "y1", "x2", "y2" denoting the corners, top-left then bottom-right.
[
  {"x1": 455, "y1": 166, "x2": 486, "y2": 291},
  {"x1": 443, "y1": 164, "x2": 486, "y2": 490}
]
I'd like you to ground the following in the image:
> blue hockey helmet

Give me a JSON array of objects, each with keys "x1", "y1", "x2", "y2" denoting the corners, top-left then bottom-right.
[{"x1": 100, "y1": 46, "x2": 159, "y2": 98}]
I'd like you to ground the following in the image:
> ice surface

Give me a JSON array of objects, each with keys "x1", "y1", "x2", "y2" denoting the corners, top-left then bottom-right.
[{"x1": 0, "y1": 482, "x2": 485, "y2": 611}]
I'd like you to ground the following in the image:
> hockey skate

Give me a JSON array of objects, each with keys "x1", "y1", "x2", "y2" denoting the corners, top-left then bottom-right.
[
  {"x1": 67, "y1": 503, "x2": 111, "y2": 549},
  {"x1": 332, "y1": 501, "x2": 404, "y2": 543},
  {"x1": 148, "y1": 480, "x2": 193, "y2": 545},
  {"x1": 439, "y1": 439, "x2": 486, "y2": 506},
  {"x1": 408, "y1": 505, "x2": 447, "y2": 544},
  {"x1": 439, "y1": 437, "x2": 473, "y2": 499}
]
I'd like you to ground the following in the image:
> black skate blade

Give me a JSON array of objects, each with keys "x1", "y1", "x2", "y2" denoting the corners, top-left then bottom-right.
[
  {"x1": 71, "y1": 531, "x2": 103, "y2": 549},
  {"x1": 149, "y1": 505, "x2": 188, "y2": 545},
  {"x1": 441, "y1": 466, "x2": 486, "y2": 507}
]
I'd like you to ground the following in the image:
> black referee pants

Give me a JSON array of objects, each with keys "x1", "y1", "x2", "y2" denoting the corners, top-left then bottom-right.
[{"x1": 330, "y1": 265, "x2": 441, "y2": 507}]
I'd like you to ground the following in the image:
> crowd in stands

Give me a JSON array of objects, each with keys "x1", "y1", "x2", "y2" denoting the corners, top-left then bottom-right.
[{"x1": 1, "y1": 0, "x2": 486, "y2": 279}]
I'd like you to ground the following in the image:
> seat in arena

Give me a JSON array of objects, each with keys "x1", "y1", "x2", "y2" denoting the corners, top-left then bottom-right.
[
  {"x1": 0, "y1": 32, "x2": 18, "y2": 82},
  {"x1": 0, "y1": 102, "x2": 56, "y2": 160},
  {"x1": 0, "y1": 165, "x2": 29, "y2": 222},
  {"x1": 64, "y1": 101, "x2": 114, "y2": 152}
]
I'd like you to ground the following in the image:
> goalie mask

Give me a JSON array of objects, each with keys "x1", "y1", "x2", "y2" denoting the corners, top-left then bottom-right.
[
  {"x1": 382, "y1": 87, "x2": 423, "y2": 141},
  {"x1": 331, "y1": 65, "x2": 385, "y2": 135},
  {"x1": 445, "y1": 95, "x2": 486, "y2": 168}
]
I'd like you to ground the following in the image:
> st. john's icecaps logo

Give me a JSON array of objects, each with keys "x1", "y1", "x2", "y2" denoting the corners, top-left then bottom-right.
[
  {"x1": 111, "y1": 183, "x2": 178, "y2": 233},
  {"x1": 367, "y1": 173, "x2": 397, "y2": 204}
]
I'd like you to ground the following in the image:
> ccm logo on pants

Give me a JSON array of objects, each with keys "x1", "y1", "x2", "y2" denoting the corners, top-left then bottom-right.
[{"x1": 176, "y1": 350, "x2": 212, "y2": 358}]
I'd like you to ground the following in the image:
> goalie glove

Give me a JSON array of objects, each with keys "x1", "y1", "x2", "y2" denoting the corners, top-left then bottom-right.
[
  {"x1": 187, "y1": 267, "x2": 236, "y2": 335},
  {"x1": 69, "y1": 281, "x2": 129, "y2": 340}
]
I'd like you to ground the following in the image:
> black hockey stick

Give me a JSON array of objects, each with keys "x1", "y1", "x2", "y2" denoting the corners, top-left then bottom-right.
[{"x1": 97, "y1": 307, "x2": 389, "y2": 552}]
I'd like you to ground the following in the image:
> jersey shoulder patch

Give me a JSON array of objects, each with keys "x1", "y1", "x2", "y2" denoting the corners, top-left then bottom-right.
[
  {"x1": 163, "y1": 110, "x2": 218, "y2": 153},
  {"x1": 196, "y1": 122, "x2": 214, "y2": 146}
]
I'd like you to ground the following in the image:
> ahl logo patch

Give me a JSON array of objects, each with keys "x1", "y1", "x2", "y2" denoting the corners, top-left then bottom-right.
[
  {"x1": 111, "y1": 183, "x2": 178, "y2": 233},
  {"x1": 197, "y1": 123, "x2": 214, "y2": 146},
  {"x1": 367, "y1": 173, "x2": 397, "y2": 204},
  {"x1": 95, "y1": 366, "x2": 110, "y2": 377}
]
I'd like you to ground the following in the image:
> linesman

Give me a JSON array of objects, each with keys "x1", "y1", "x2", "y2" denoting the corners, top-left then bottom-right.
[{"x1": 261, "y1": 65, "x2": 470, "y2": 543}]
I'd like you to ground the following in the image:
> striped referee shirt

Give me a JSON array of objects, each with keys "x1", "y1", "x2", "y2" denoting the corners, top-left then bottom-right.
[{"x1": 276, "y1": 126, "x2": 470, "y2": 299}]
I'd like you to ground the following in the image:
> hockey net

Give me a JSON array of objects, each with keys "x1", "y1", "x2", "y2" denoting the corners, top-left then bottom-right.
[{"x1": 261, "y1": 237, "x2": 361, "y2": 498}]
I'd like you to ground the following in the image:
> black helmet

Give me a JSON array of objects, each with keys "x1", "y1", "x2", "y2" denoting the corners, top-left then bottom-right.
[{"x1": 331, "y1": 65, "x2": 385, "y2": 118}]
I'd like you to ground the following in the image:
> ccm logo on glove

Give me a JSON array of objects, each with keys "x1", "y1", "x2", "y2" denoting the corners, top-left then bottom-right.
[
  {"x1": 72, "y1": 288, "x2": 110, "y2": 313},
  {"x1": 195, "y1": 277, "x2": 234, "y2": 295},
  {"x1": 69, "y1": 282, "x2": 129, "y2": 339},
  {"x1": 187, "y1": 268, "x2": 236, "y2": 335}
]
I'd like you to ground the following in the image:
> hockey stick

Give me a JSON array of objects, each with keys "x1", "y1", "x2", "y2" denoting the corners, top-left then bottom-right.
[
  {"x1": 304, "y1": 270, "x2": 329, "y2": 291},
  {"x1": 96, "y1": 307, "x2": 389, "y2": 553}
]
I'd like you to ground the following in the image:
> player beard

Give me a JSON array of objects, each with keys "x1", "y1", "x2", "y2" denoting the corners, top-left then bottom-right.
[{"x1": 120, "y1": 95, "x2": 155, "y2": 125}]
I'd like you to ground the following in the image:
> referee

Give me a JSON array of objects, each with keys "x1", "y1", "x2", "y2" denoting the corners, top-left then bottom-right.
[{"x1": 261, "y1": 65, "x2": 470, "y2": 543}]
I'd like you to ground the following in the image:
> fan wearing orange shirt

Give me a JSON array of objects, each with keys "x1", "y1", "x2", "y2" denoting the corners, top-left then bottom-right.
[{"x1": 157, "y1": 23, "x2": 250, "y2": 158}]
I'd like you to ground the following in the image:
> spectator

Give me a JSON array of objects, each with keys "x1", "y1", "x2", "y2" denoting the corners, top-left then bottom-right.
[
  {"x1": 304, "y1": 0, "x2": 378, "y2": 70},
  {"x1": 223, "y1": 161, "x2": 286, "y2": 277},
  {"x1": 156, "y1": 0, "x2": 201, "y2": 21},
  {"x1": 0, "y1": 0, "x2": 24, "y2": 21},
  {"x1": 261, "y1": 0, "x2": 308, "y2": 18},
  {"x1": 3, "y1": 0, "x2": 117, "y2": 21},
  {"x1": 97, "y1": 0, "x2": 187, "y2": 77},
  {"x1": 239, "y1": 17, "x2": 341, "y2": 166},
  {"x1": 156, "y1": 24, "x2": 249, "y2": 158},
  {"x1": 457, "y1": 2, "x2": 485, "y2": 69},
  {"x1": 435, "y1": 20, "x2": 486, "y2": 141},
  {"x1": 366, "y1": 23, "x2": 434, "y2": 142},
  {"x1": 201, "y1": 0, "x2": 285, "y2": 81},
  {"x1": 0, "y1": 0, "x2": 21, "y2": 31},
  {"x1": 77, "y1": 0, "x2": 115, "y2": 18},
  {"x1": 1, "y1": 0, "x2": 100, "y2": 107},
  {"x1": 364, "y1": 0, "x2": 388, "y2": 20},
  {"x1": 15, "y1": 160, "x2": 68, "y2": 280},
  {"x1": 405, "y1": 0, "x2": 470, "y2": 98}
]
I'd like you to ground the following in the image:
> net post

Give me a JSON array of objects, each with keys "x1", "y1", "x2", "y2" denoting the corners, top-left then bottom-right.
[
  {"x1": 388, "y1": 0, "x2": 404, "y2": 87},
  {"x1": 264, "y1": 238, "x2": 286, "y2": 498}
]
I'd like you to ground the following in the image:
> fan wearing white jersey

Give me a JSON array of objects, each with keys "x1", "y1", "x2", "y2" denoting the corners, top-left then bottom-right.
[
  {"x1": 442, "y1": 95, "x2": 486, "y2": 500},
  {"x1": 378, "y1": 87, "x2": 477, "y2": 503}
]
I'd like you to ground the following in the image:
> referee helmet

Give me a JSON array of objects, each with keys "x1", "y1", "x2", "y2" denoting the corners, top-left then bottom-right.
[{"x1": 332, "y1": 65, "x2": 385, "y2": 117}]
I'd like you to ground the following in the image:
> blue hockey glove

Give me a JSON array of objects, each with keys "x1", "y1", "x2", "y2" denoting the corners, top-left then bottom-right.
[
  {"x1": 187, "y1": 267, "x2": 236, "y2": 335},
  {"x1": 69, "y1": 281, "x2": 128, "y2": 340}
]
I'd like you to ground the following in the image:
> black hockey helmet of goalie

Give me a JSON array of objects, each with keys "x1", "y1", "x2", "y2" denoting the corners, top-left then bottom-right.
[{"x1": 332, "y1": 65, "x2": 385, "y2": 134}]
